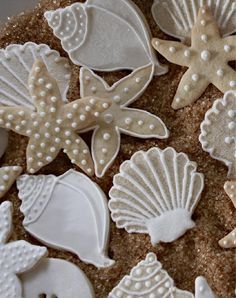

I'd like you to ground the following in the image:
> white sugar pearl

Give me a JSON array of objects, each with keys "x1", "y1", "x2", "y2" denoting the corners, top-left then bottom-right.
[
  {"x1": 217, "y1": 69, "x2": 224, "y2": 77},
  {"x1": 65, "y1": 131, "x2": 71, "y2": 137},
  {"x1": 201, "y1": 34, "x2": 208, "y2": 42},
  {"x1": 103, "y1": 133, "x2": 111, "y2": 141},
  {"x1": 184, "y1": 49, "x2": 190, "y2": 57},
  {"x1": 201, "y1": 50, "x2": 211, "y2": 61},
  {"x1": 192, "y1": 74, "x2": 199, "y2": 81},
  {"x1": 81, "y1": 160, "x2": 87, "y2": 165},
  {"x1": 80, "y1": 115, "x2": 86, "y2": 121},
  {"x1": 169, "y1": 46, "x2": 176, "y2": 53},
  {"x1": 51, "y1": 96, "x2": 57, "y2": 102},
  {"x1": 73, "y1": 149, "x2": 79, "y2": 155},
  {"x1": 229, "y1": 81, "x2": 236, "y2": 87},
  {"x1": 224, "y1": 45, "x2": 231, "y2": 52}
]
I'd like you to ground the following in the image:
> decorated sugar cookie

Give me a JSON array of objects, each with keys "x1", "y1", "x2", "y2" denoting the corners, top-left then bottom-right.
[
  {"x1": 109, "y1": 147, "x2": 204, "y2": 245},
  {"x1": 44, "y1": 0, "x2": 167, "y2": 75},
  {"x1": 21, "y1": 258, "x2": 95, "y2": 298},
  {"x1": 0, "y1": 60, "x2": 110, "y2": 176},
  {"x1": 0, "y1": 201, "x2": 47, "y2": 298},
  {"x1": 152, "y1": 0, "x2": 236, "y2": 45},
  {"x1": 200, "y1": 90, "x2": 236, "y2": 248},
  {"x1": 17, "y1": 169, "x2": 114, "y2": 268},
  {"x1": 80, "y1": 65, "x2": 169, "y2": 177},
  {"x1": 109, "y1": 253, "x2": 215, "y2": 298},
  {"x1": 0, "y1": 166, "x2": 22, "y2": 199},
  {"x1": 152, "y1": 7, "x2": 236, "y2": 110}
]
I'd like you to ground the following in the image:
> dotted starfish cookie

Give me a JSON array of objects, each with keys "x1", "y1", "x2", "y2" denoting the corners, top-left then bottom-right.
[
  {"x1": 218, "y1": 181, "x2": 236, "y2": 248},
  {"x1": 152, "y1": 6, "x2": 236, "y2": 110},
  {"x1": 80, "y1": 65, "x2": 169, "y2": 177},
  {"x1": 0, "y1": 201, "x2": 47, "y2": 298},
  {"x1": 0, "y1": 166, "x2": 22, "y2": 199},
  {"x1": 0, "y1": 60, "x2": 110, "y2": 175}
]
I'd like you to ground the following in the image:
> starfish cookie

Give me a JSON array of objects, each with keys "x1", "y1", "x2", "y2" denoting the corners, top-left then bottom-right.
[
  {"x1": 152, "y1": 6, "x2": 236, "y2": 110},
  {"x1": 80, "y1": 65, "x2": 169, "y2": 177},
  {"x1": 218, "y1": 181, "x2": 236, "y2": 248},
  {"x1": 0, "y1": 60, "x2": 110, "y2": 175},
  {"x1": 0, "y1": 166, "x2": 22, "y2": 199},
  {"x1": 0, "y1": 201, "x2": 47, "y2": 298}
]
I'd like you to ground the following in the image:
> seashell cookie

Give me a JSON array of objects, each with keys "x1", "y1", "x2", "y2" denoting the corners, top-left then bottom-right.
[
  {"x1": 0, "y1": 201, "x2": 47, "y2": 298},
  {"x1": 152, "y1": 6, "x2": 236, "y2": 110},
  {"x1": 16, "y1": 169, "x2": 114, "y2": 268},
  {"x1": 21, "y1": 258, "x2": 95, "y2": 298},
  {"x1": 0, "y1": 166, "x2": 22, "y2": 199},
  {"x1": 109, "y1": 147, "x2": 204, "y2": 245},
  {"x1": 0, "y1": 59, "x2": 111, "y2": 176},
  {"x1": 80, "y1": 64, "x2": 169, "y2": 177},
  {"x1": 152, "y1": 0, "x2": 236, "y2": 45},
  {"x1": 44, "y1": 0, "x2": 168, "y2": 75}
]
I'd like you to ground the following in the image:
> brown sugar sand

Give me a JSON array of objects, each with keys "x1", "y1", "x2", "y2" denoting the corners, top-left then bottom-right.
[{"x1": 0, "y1": 0, "x2": 235, "y2": 297}]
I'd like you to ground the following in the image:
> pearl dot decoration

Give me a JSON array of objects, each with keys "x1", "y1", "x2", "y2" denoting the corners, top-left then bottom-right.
[
  {"x1": 152, "y1": 7, "x2": 236, "y2": 110},
  {"x1": 0, "y1": 166, "x2": 22, "y2": 199},
  {"x1": 0, "y1": 60, "x2": 110, "y2": 176},
  {"x1": 0, "y1": 201, "x2": 47, "y2": 298},
  {"x1": 108, "y1": 252, "x2": 215, "y2": 298},
  {"x1": 80, "y1": 64, "x2": 169, "y2": 177}
]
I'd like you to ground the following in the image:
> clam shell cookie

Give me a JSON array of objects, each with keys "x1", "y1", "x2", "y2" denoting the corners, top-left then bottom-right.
[
  {"x1": 0, "y1": 201, "x2": 47, "y2": 298},
  {"x1": 152, "y1": 6, "x2": 236, "y2": 109},
  {"x1": 16, "y1": 169, "x2": 114, "y2": 268},
  {"x1": 109, "y1": 147, "x2": 204, "y2": 245},
  {"x1": 0, "y1": 166, "x2": 22, "y2": 199},
  {"x1": 0, "y1": 59, "x2": 110, "y2": 176},
  {"x1": 44, "y1": 0, "x2": 167, "y2": 75}
]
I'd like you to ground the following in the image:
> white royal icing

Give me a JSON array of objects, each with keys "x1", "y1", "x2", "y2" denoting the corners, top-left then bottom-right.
[
  {"x1": 0, "y1": 201, "x2": 47, "y2": 298},
  {"x1": 109, "y1": 147, "x2": 204, "y2": 245},
  {"x1": 44, "y1": 0, "x2": 168, "y2": 75},
  {"x1": 17, "y1": 169, "x2": 115, "y2": 268},
  {"x1": 21, "y1": 258, "x2": 95, "y2": 298},
  {"x1": 152, "y1": 0, "x2": 236, "y2": 44}
]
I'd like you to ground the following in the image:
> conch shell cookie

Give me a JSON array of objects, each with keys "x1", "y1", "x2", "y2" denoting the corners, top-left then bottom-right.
[
  {"x1": 80, "y1": 64, "x2": 169, "y2": 177},
  {"x1": 0, "y1": 166, "x2": 22, "y2": 199},
  {"x1": 17, "y1": 169, "x2": 114, "y2": 268},
  {"x1": 0, "y1": 59, "x2": 110, "y2": 175},
  {"x1": 152, "y1": 6, "x2": 236, "y2": 110},
  {"x1": 109, "y1": 147, "x2": 204, "y2": 245},
  {"x1": 0, "y1": 201, "x2": 47, "y2": 298},
  {"x1": 109, "y1": 253, "x2": 215, "y2": 298},
  {"x1": 44, "y1": 0, "x2": 167, "y2": 75}
]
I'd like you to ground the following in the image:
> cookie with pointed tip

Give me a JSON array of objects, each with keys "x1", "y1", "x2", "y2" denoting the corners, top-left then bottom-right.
[
  {"x1": 219, "y1": 180, "x2": 236, "y2": 249},
  {"x1": 152, "y1": 6, "x2": 236, "y2": 110},
  {"x1": 80, "y1": 64, "x2": 169, "y2": 177},
  {"x1": 0, "y1": 166, "x2": 22, "y2": 199},
  {"x1": 195, "y1": 276, "x2": 216, "y2": 298},
  {"x1": 0, "y1": 60, "x2": 110, "y2": 176},
  {"x1": 0, "y1": 201, "x2": 47, "y2": 298}
]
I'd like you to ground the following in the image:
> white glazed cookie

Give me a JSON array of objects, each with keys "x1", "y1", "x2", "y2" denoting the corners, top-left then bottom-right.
[
  {"x1": 44, "y1": 0, "x2": 168, "y2": 75},
  {"x1": 17, "y1": 169, "x2": 114, "y2": 268},
  {"x1": 109, "y1": 147, "x2": 204, "y2": 245},
  {"x1": 0, "y1": 201, "x2": 47, "y2": 298}
]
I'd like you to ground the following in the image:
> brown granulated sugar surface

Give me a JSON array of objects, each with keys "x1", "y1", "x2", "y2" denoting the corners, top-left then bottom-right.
[{"x1": 0, "y1": 0, "x2": 235, "y2": 297}]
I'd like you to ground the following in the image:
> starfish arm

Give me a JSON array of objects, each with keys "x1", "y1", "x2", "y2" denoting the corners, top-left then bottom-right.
[
  {"x1": 172, "y1": 69, "x2": 210, "y2": 109},
  {"x1": 219, "y1": 228, "x2": 236, "y2": 248},
  {"x1": 221, "y1": 36, "x2": 236, "y2": 61},
  {"x1": 28, "y1": 60, "x2": 64, "y2": 112},
  {"x1": 0, "y1": 106, "x2": 32, "y2": 136},
  {"x1": 92, "y1": 125, "x2": 121, "y2": 178},
  {"x1": 26, "y1": 138, "x2": 61, "y2": 174},
  {"x1": 191, "y1": 7, "x2": 221, "y2": 47},
  {"x1": 62, "y1": 97, "x2": 111, "y2": 131},
  {"x1": 0, "y1": 166, "x2": 22, "y2": 200},
  {"x1": 80, "y1": 65, "x2": 154, "y2": 107},
  {"x1": 117, "y1": 108, "x2": 169, "y2": 139},
  {"x1": 152, "y1": 38, "x2": 189, "y2": 67},
  {"x1": 0, "y1": 201, "x2": 12, "y2": 244},
  {"x1": 0, "y1": 275, "x2": 22, "y2": 298},
  {"x1": 63, "y1": 133, "x2": 94, "y2": 176},
  {"x1": 211, "y1": 65, "x2": 236, "y2": 93},
  {"x1": 2, "y1": 241, "x2": 47, "y2": 273}
]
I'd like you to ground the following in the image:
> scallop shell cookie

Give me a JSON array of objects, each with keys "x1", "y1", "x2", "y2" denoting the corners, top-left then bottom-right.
[
  {"x1": 109, "y1": 147, "x2": 204, "y2": 245},
  {"x1": 17, "y1": 169, "x2": 114, "y2": 268},
  {"x1": 0, "y1": 166, "x2": 22, "y2": 199},
  {"x1": 44, "y1": 0, "x2": 167, "y2": 75},
  {"x1": 80, "y1": 65, "x2": 169, "y2": 177},
  {"x1": 0, "y1": 59, "x2": 110, "y2": 175},
  {"x1": 0, "y1": 201, "x2": 47, "y2": 298},
  {"x1": 152, "y1": 0, "x2": 236, "y2": 45},
  {"x1": 152, "y1": 6, "x2": 236, "y2": 110}
]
